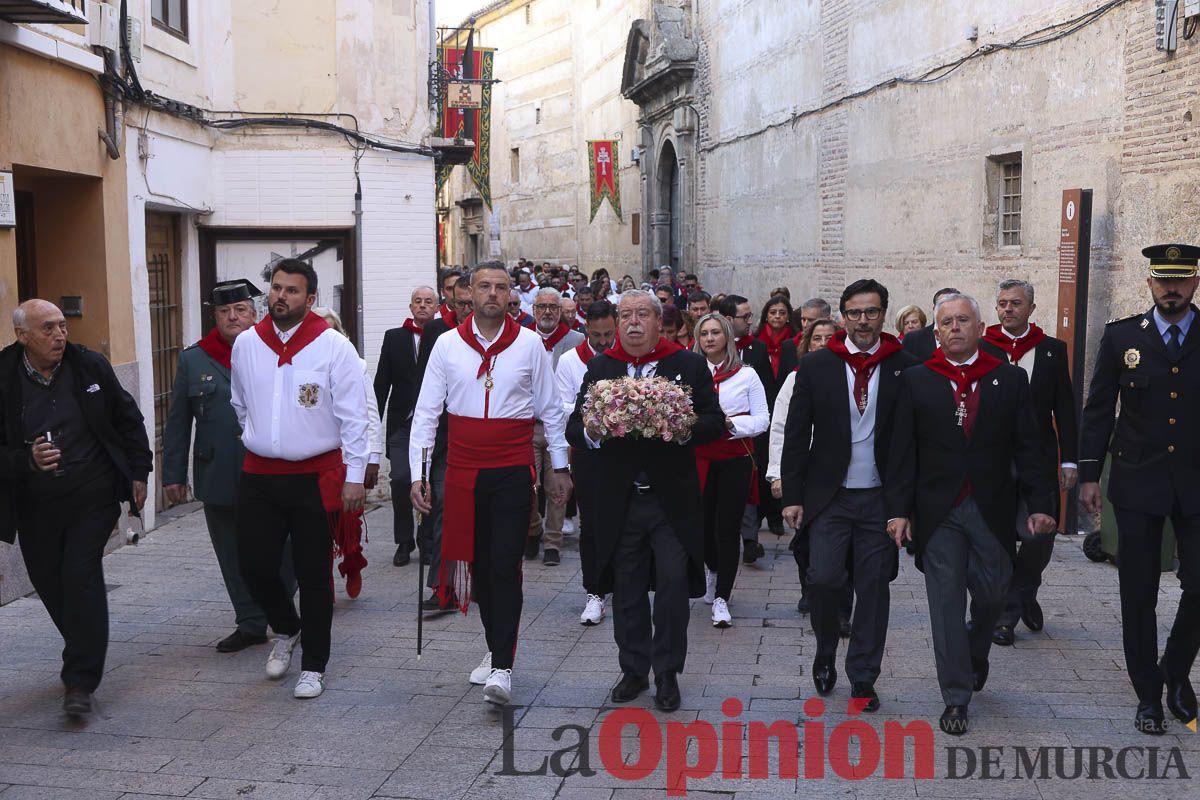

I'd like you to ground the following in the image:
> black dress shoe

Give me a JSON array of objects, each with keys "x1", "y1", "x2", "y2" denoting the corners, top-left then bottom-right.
[
  {"x1": 421, "y1": 592, "x2": 458, "y2": 614},
  {"x1": 1020, "y1": 599, "x2": 1044, "y2": 632},
  {"x1": 1161, "y1": 658, "x2": 1199, "y2": 724},
  {"x1": 63, "y1": 687, "x2": 92, "y2": 716},
  {"x1": 654, "y1": 672, "x2": 681, "y2": 712},
  {"x1": 543, "y1": 548, "x2": 560, "y2": 566},
  {"x1": 939, "y1": 705, "x2": 969, "y2": 735},
  {"x1": 992, "y1": 625, "x2": 1015, "y2": 646},
  {"x1": 839, "y1": 616, "x2": 852, "y2": 638},
  {"x1": 524, "y1": 536, "x2": 541, "y2": 561},
  {"x1": 812, "y1": 659, "x2": 837, "y2": 696},
  {"x1": 216, "y1": 629, "x2": 268, "y2": 653},
  {"x1": 1135, "y1": 701, "x2": 1167, "y2": 735},
  {"x1": 611, "y1": 673, "x2": 649, "y2": 704},
  {"x1": 972, "y1": 658, "x2": 989, "y2": 692},
  {"x1": 796, "y1": 595, "x2": 809, "y2": 615},
  {"x1": 850, "y1": 682, "x2": 880, "y2": 713},
  {"x1": 742, "y1": 540, "x2": 764, "y2": 565},
  {"x1": 393, "y1": 546, "x2": 411, "y2": 567},
  {"x1": 768, "y1": 523, "x2": 786, "y2": 536}
]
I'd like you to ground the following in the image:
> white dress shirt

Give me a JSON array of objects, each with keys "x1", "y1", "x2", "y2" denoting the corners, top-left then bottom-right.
[
  {"x1": 708, "y1": 361, "x2": 769, "y2": 439},
  {"x1": 766, "y1": 371, "x2": 796, "y2": 482},
  {"x1": 231, "y1": 324, "x2": 370, "y2": 483},
  {"x1": 410, "y1": 317, "x2": 568, "y2": 478},
  {"x1": 360, "y1": 357, "x2": 383, "y2": 464},
  {"x1": 555, "y1": 343, "x2": 594, "y2": 415}
]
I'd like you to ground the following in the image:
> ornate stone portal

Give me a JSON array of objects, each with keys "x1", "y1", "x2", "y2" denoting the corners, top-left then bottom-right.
[{"x1": 621, "y1": 3, "x2": 698, "y2": 277}]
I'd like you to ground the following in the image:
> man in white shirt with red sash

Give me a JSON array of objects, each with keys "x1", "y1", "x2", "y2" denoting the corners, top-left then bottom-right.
[
  {"x1": 231, "y1": 259, "x2": 369, "y2": 700},
  {"x1": 411, "y1": 261, "x2": 571, "y2": 706}
]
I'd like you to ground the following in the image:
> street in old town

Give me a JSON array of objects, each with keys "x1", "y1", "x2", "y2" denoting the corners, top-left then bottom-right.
[{"x1": 0, "y1": 501, "x2": 1193, "y2": 799}]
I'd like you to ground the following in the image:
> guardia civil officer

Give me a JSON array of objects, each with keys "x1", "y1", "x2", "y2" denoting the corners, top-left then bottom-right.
[{"x1": 1080, "y1": 244, "x2": 1200, "y2": 735}]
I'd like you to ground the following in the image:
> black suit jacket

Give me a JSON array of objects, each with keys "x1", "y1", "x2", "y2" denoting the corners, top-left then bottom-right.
[
  {"x1": 781, "y1": 347, "x2": 920, "y2": 526},
  {"x1": 1080, "y1": 306, "x2": 1200, "y2": 515},
  {"x1": 740, "y1": 340, "x2": 775, "y2": 404},
  {"x1": 566, "y1": 349, "x2": 725, "y2": 596},
  {"x1": 0, "y1": 343, "x2": 153, "y2": 543},
  {"x1": 1018, "y1": 335, "x2": 1079, "y2": 469},
  {"x1": 374, "y1": 326, "x2": 422, "y2": 442},
  {"x1": 415, "y1": 318, "x2": 455, "y2": 458},
  {"x1": 903, "y1": 324, "x2": 1007, "y2": 362},
  {"x1": 885, "y1": 360, "x2": 1055, "y2": 561}
]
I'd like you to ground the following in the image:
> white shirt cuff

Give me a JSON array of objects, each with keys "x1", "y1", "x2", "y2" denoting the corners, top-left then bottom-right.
[
  {"x1": 369, "y1": 453, "x2": 381, "y2": 465},
  {"x1": 1060, "y1": 462, "x2": 1077, "y2": 470},
  {"x1": 345, "y1": 464, "x2": 366, "y2": 484}
]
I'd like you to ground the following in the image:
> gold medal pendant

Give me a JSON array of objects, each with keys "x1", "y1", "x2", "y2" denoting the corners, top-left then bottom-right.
[{"x1": 484, "y1": 375, "x2": 495, "y2": 391}]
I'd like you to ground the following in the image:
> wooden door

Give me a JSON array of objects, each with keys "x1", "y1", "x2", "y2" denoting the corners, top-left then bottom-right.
[{"x1": 146, "y1": 212, "x2": 183, "y2": 512}]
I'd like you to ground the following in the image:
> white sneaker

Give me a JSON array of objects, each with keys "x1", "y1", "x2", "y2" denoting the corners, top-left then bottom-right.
[
  {"x1": 293, "y1": 670, "x2": 325, "y2": 698},
  {"x1": 703, "y1": 571, "x2": 717, "y2": 605},
  {"x1": 265, "y1": 632, "x2": 300, "y2": 679},
  {"x1": 563, "y1": 518, "x2": 576, "y2": 534},
  {"x1": 469, "y1": 651, "x2": 493, "y2": 685},
  {"x1": 483, "y1": 668, "x2": 512, "y2": 705},
  {"x1": 580, "y1": 594, "x2": 605, "y2": 626},
  {"x1": 712, "y1": 598, "x2": 732, "y2": 628}
]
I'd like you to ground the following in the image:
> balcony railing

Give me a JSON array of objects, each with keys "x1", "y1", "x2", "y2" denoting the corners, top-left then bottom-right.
[{"x1": 0, "y1": 0, "x2": 87, "y2": 25}]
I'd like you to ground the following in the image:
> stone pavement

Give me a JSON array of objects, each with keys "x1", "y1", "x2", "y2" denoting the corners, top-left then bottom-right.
[{"x1": 0, "y1": 503, "x2": 1195, "y2": 800}]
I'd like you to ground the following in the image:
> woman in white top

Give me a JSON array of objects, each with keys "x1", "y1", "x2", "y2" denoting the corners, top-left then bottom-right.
[{"x1": 692, "y1": 313, "x2": 769, "y2": 627}]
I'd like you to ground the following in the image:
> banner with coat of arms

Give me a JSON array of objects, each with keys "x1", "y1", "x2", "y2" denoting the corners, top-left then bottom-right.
[
  {"x1": 587, "y1": 140, "x2": 622, "y2": 222},
  {"x1": 436, "y1": 45, "x2": 495, "y2": 208}
]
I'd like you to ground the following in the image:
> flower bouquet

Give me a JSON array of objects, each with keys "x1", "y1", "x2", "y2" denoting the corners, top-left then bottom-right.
[{"x1": 581, "y1": 376, "x2": 696, "y2": 442}]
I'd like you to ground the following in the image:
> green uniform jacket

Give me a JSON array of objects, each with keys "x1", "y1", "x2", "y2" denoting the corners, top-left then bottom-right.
[{"x1": 163, "y1": 344, "x2": 243, "y2": 507}]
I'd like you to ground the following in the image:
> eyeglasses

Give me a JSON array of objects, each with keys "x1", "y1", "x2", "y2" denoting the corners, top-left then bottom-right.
[
  {"x1": 842, "y1": 307, "x2": 883, "y2": 321},
  {"x1": 507, "y1": 301, "x2": 521, "y2": 307},
  {"x1": 456, "y1": 301, "x2": 475, "y2": 309},
  {"x1": 732, "y1": 313, "x2": 754, "y2": 322},
  {"x1": 533, "y1": 304, "x2": 559, "y2": 312}
]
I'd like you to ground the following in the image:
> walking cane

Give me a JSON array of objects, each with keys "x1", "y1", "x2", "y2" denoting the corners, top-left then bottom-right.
[{"x1": 416, "y1": 448, "x2": 428, "y2": 660}]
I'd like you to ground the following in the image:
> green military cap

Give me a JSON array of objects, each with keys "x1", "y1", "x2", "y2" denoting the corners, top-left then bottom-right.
[{"x1": 1142, "y1": 244, "x2": 1200, "y2": 278}]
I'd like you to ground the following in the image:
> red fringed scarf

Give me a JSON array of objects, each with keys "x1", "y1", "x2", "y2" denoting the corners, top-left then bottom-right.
[
  {"x1": 254, "y1": 312, "x2": 329, "y2": 366},
  {"x1": 540, "y1": 321, "x2": 572, "y2": 352},
  {"x1": 756, "y1": 325, "x2": 795, "y2": 377},
  {"x1": 604, "y1": 336, "x2": 683, "y2": 366},
  {"x1": 197, "y1": 327, "x2": 233, "y2": 370},
  {"x1": 983, "y1": 323, "x2": 1046, "y2": 364}
]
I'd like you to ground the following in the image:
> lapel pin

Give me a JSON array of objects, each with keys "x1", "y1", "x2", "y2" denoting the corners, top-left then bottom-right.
[
  {"x1": 894, "y1": 370, "x2": 901, "y2": 376},
  {"x1": 1141, "y1": 319, "x2": 1151, "y2": 330},
  {"x1": 992, "y1": 378, "x2": 999, "y2": 386}
]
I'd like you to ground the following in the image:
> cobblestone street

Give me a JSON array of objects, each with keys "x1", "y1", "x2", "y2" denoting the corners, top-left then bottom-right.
[{"x1": 0, "y1": 503, "x2": 1194, "y2": 800}]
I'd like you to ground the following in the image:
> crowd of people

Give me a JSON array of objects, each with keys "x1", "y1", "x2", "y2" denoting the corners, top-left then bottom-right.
[{"x1": 2, "y1": 247, "x2": 1198, "y2": 740}]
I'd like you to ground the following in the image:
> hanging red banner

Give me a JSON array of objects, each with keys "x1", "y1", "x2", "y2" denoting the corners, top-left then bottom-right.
[
  {"x1": 436, "y1": 46, "x2": 495, "y2": 208},
  {"x1": 587, "y1": 140, "x2": 622, "y2": 222}
]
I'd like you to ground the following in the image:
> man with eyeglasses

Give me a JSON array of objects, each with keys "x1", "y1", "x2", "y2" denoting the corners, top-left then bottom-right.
[
  {"x1": 508, "y1": 289, "x2": 536, "y2": 330},
  {"x1": 718, "y1": 294, "x2": 774, "y2": 565},
  {"x1": 526, "y1": 288, "x2": 585, "y2": 565},
  {"x1": 781, "y1": 280, "x2": 918, "y2": 714}
]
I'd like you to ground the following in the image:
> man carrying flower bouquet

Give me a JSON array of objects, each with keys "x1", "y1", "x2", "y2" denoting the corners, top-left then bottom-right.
[{"x1": 567, "y1": 290, "x2": 725, "y2": 712}]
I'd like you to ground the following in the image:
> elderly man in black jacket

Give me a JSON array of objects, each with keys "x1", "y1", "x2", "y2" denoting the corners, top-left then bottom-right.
[
  {"x1": 567, "y1": 290, "x2": 725, "y2": 712},
  {"x1": 1, "y1": 299, "x2": 152, "y2": 716}
]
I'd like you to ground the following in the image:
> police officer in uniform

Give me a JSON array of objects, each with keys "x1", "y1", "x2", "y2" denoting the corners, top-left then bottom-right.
[
  {"x1": 164, "y1": 279, "x2": 296, "y2": 652},
  {"x1": 1080, "y1": 244, "x2": 1200, "y2": 735}
]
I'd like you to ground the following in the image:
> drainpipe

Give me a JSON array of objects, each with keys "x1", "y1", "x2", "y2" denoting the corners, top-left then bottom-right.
[{"x1": 354, "y1": 175, "x2": 365, "y2": 354}]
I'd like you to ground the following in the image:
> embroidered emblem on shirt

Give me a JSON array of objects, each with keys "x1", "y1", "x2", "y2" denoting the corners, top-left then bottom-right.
[{"x1": 298, "y1": 383, "x2": 321, "y2": 407}]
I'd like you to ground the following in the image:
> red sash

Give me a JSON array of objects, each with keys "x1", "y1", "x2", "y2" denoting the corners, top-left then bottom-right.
[
  {"x1": 441, "y1": 415, "x2": 537, "y2": 612},
  {"x1": 254, "y1": 312, "x2": 329, "y2": 366},
  {"x1": 983, "y1": 323, "x2": 1046, "y2": 364},
  {"x1": 197, "y1": 327, "x2": 232, "y2": 370},
  {"x1": 540, "y1": 321, "x2": 572, "y2": 351},
  {"x1": 575, "y1": 341, "x2": 597, "y2": 364},
  {"x1": 604, "y1": 336, "x2": 682, "y2": 365},
  {"x1": 756, "y1": 325, "x2": 794, "y2": 377},
  {"x1": 695, "y1": 423, "x2": 758, "y2": 504}
]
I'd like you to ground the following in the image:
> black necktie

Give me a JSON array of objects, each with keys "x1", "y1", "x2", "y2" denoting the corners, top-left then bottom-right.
[{"x1": 1167, "y1": 324, "x2": 1182, "y2": 361}]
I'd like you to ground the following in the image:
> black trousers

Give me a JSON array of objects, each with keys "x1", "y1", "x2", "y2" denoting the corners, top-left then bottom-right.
[
  {"x1": 17, "y1": 487, "x2": 120, "y2": 692},
  {"x1": 702, "y1": 456, "x2": 753, "y2": 600},
  {"x1": 388, "y1": 430, "x2": 415, "y2": 550},
  {"x1": 806, "y1": 487, "x2": 895, "y2": 683},
  {"x1": 572, "y1": 451, "x2": 601, "y2": 596},
  {"x1": 793, "y1": 525, "x2": 854, "y2": 620},
  {"x1": 1113, "y1": 504, "x2": 1200, "y2": 705},
  {"x1": 612, "y1": 492, "x2": 690, "y2": 679},
  {"x1": 236, "y1": 472, "x2": 334, "y2": 673},
  {"x1": 470, "y1": 465, "x2": 534, "y2": 670}
]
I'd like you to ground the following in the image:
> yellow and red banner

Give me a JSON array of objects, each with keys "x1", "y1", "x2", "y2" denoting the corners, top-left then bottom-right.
[
  {"x1": 436, "y1": 45, "x2": 495, "y2": 208},
  {"x1": 587, "y1": 140, "x2": 622, "y2": 222}
]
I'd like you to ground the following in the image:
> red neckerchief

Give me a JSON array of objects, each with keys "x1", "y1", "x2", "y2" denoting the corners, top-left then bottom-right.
[
  {"x1": 575, "y1": 340, "x2": 597, "y2": 364},
  {"x1": 197, "y1": 327, "x2": 233, "y2": 370},
  {"x1": 735, "y1": 335, "x2": 755, "y2": 351},
  {"x1": 516, "y1": 311, "x2": 535, "y2": 329},
  {"x1": 457, "y1": 313, "x2": 522, "y2": 378},
  {"x1": 925, "y1": 347, "x2": 1003, "y2": 398},
  {"x1": 678, "y1": 337, "x2": 694, "y2": 351},
  {"x1": 439, "y1": 303, "x2": 457, "y2": 327},
  {"x1": 540, "y1": 321, "x2": 571, "y2": 352},
  {"x1": 983, "y1": 323, "x2": 1046, "y2": 364},
  {"x1": 756, "y1": 325, "x2": 795, "y2": 376},
  {"x1": 604, "y1": 336, "x2": 683, "y2": 366},
  {"x1": 403, "y1": 319, "x2": 424, "y2": 336},
  {"x1": 254, "y1": 312, "x2": 330, "y2": 367},
  {"x1": 712, "y1": 362, "x2": 741, "y2": 385},
  {"x1": 826, "y1": 330, "x2": 903, "y2": 372}
]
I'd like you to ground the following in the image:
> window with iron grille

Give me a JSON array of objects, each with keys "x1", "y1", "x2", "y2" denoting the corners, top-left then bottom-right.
[
  {"x1": 1000, "y1": 161, "x2": 1022, "y2": 247},
  {"x1": 152, "y1": 0, "x2": 188, "y2": 41}
]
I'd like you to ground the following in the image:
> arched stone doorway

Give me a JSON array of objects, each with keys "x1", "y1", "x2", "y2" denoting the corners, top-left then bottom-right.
[{"x1": 654, "y1": 140, "x2": 682, "y2": 271}]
